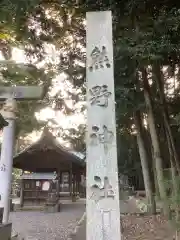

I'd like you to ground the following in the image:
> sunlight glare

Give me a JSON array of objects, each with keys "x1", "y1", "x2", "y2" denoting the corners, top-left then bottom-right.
[
  {"x1": 12, "y1": 48, "x2": 27, "y2": 63},
  {"x1": 1, "y1": 46, "x2": 85, "y2": 149}
]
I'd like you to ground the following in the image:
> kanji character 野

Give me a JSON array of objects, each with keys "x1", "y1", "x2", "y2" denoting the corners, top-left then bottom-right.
[{"x1": 89, "y1": 85, "x2": 112, "y2": 107}]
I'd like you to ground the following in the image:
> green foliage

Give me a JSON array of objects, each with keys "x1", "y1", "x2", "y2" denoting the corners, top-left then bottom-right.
[
  {"x1": 0, "y1": 60, "x2": 54, "y2": 137},
  {"x1": 2, "y1": 0, "x2": 180, "y2": 191},
  {"x1": 117, "y1": 129, "x2": 142, "y2": 180},
  {"x1": 12, "y1": 168, "x2": 21, "y2": 181},
  {"x1": 60, "y1": 124, "x2": 86, "y2": 152},
  {"x1": 162, "y1": 173, "x2": 180, "y2": 230},
  {"x1": 0, "y1": 0, "x2": 87, "y2": 144}
]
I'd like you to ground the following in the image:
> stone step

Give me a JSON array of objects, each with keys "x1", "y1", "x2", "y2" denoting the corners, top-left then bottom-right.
[{"x1": 11, "y1": 236, "x2": 38, "y2": 240}]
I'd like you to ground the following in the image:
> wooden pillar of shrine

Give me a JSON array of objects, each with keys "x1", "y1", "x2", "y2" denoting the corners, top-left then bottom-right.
[
  {"x1": 56, "y1": 172, "x2": 60, "y2": 200},
  {"x1": 72, "y1": 170, "x2": 76, "y2": 202},
  {"x1": 76, "y1": 172, "x2": 80, "y2": 197},
  {"x1": 20, "y1": 179, "x2": 24, "y2": 208},
  {"x1": 74, "y1": 174, "x2": 77, "y2": 197},
  {"x1": 69, "y1": 164, "x2": 73, "y2": 198},
  {"x1": 75, "y1": 173, "x2": 78, "y2": 197},
  {"x1": 59, "y1": 171, "x2": 62, "y2": 193}
]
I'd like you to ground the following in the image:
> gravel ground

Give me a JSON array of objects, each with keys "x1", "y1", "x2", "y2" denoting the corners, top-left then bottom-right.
[
  {"x1": 68, "y1": 214, "x2": 174, "y2": 240},
  {"x1": 10, "y1": 202, "x2": 85, "y2": 240},
  {"x1": 122, "y1": 214, "x2": 173, "y2": 240},
  {"x1": 9, "y1": 198, "x2": 174, "y2": 240}
]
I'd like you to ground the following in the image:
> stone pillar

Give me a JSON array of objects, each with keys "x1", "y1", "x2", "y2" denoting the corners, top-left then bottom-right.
[
  {"x1": 86, "y1": 11, "x2": 121, "y2": 240},
  {"x1": 0, "y1": 97, "x2": 17, "y2": 223}
]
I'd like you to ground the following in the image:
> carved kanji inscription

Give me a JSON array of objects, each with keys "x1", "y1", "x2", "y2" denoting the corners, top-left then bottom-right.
[
  {"x1": 0, "y1": 164, "x2": 6, "y2": 172},
  {"x1": 89, "y1": 85, "x2": 112, "y2": 107},
  {"x1": 90, "y1": 125, "x2": 114, "y2": 154},
  {"x1": 88, "y1": 46, "x2": 111, "y2": 72},
  {"x1": 90, "y1": 176, "x2": 115, "y2": 203},
  {"x1": 102, "y1": 210, "x2": 111, "y2": 240}
]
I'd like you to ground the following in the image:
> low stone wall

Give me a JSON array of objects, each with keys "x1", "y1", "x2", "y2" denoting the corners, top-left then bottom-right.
[{"x1": 0, "y1": 223, "x2": 12, "y2": 240}]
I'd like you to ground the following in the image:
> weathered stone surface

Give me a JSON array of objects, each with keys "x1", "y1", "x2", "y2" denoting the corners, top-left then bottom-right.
[
  {"x1": 11, "y1": 229, "x2": 18, "y2": 240},
  {"x1": 10, "y1": 199, "x2": 14, "y2": 212},
  {"x1": 70, "y1": 218, "x2": 86, "y2": 240},
  {"x1": 70, "y1": 216, "x2": 123, "y2": 240},
  {"x1": 44, "y1": 203, "x2": 60, "y2": 213},
  {"x1": 46, "y1": 193, "x2": 57, "y2": 204},
  {"x1": 0, "y1": 223, "x2": 12, "y2": 240}
]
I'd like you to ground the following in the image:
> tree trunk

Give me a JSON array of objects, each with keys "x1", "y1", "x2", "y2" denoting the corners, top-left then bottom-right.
[
  {"x1": 142, "y1": 67, "x2": 170, "y2": 217},
  {"x1": 150, "y1": 133, "x2": 160, "y2": 199},
  {"x1": 147, "y1": 124, "x2": 160, "y2": 198},
  {"x1": 152, "y1": 63, "x2": 180, "y2": 174},
  {"x1": 164, "y1": 122, "x2": 180, "y2": 239},
  {"x1": 134, "y1": 110, "x2": 156, "y2": 214},
  {"x1": 154, "y1": 63, "x2": 180, "y2": 237}
]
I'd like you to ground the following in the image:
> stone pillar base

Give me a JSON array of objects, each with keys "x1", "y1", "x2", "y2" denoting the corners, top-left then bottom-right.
[
  {"x1": 44, "y1": 203, "x2": 61, "y2": 213},
  {"x1": 10, "y1": 199, "x2": 15, "y2": 212},
  {"x1": 69, "y1": 218, "x2": 86, "y2": 240},
  {"x1": 0, "y1": 223, "x2": 12, "y2": 240},
  {"x1": 72, "y1": 196, "x2": 77, "y2": 202}
]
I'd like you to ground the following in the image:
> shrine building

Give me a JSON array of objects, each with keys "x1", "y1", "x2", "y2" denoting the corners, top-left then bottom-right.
[{"x1": 13, "y1": 128, "x2": 86, "y2": 207}]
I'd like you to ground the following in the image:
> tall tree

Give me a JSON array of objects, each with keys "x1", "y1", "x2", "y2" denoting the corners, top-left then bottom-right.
[{"x1": 134, "y1": 109, "x2": 156, "y2": 213}]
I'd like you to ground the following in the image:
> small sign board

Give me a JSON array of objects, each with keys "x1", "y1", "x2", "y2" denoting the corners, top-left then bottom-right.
[
  {"x1": 42, "y1": 181, "x2": 50, "y2": 191},
  {"x1": 0, "y1": 86, "x2": 44, "y2": 100}
]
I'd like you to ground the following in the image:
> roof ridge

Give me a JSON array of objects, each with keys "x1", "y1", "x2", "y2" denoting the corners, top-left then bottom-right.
[{"x1": 13, "y1": 128, "x2": 85, "y2": 167}]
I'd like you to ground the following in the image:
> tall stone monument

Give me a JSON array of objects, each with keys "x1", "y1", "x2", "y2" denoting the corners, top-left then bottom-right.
[
  {"x1": 0, "y1": 86, "x2": 43, "y2": 223},
  {"x1": 86, "y1": 11, "x2": 121, "y2": 240}
]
